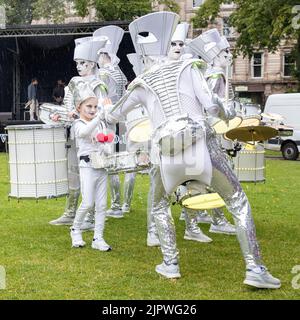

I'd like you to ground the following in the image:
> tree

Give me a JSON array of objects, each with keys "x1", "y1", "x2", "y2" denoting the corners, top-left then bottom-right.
[
  {"x1": 74, "y1": 0, "x2": 179, "y2": 21},
  {"x1": 0, "y1": 0, "x2": 34, "y2": 25},
  {"x1": 192, "y1": 0, "x2": 300, "y2": 87}
]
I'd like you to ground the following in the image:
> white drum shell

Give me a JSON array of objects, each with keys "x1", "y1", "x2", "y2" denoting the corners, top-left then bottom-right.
[
  {"x1": 233, "y1": 143, "x2": 265, "y2": 182},
  {"x1": 6, "y1": 124, "x2": 68, "y2": 198}
]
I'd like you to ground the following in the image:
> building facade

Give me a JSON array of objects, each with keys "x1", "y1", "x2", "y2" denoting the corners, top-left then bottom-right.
[{"x1": 172, "y1": 0, "x2": 298, "y2": 107}]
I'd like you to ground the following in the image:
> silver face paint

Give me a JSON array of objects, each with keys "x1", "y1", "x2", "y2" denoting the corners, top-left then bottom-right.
[
  {"x1": 168, "y1": 41, "x2": 184, "y2": 61},
  {"x1": 76, "y1": 59, "x2": 95, "y2": 76}
]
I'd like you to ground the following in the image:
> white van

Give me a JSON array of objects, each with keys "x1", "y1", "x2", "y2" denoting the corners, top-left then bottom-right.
[{"x1": 263, "y1": 93, "x2": 300, "y2": 160}]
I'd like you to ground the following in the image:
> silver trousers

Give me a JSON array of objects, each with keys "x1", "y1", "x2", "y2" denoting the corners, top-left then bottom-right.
[
  {"x1": 149, "y1": 125, "x2": 262, "y2": 268},
  {"x1": 123, "y1": 172, "x2": 136, "y2": 208},
  {"x1": 109, "y1": 175, "x2": 121, "y2": 210}
]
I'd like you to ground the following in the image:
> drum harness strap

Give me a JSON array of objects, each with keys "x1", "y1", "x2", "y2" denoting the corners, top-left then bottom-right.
[{"x1": 80, "y1": 155, "x2": 90, "y2": 163}]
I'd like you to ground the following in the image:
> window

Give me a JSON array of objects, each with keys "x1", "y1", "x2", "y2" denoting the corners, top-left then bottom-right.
[
  {"x1": 193, "y1": 0, "x2": 203, "y2": 8},
  {"x1": 283, "y1": 53, "x2": 295, "y2": 77},
  {"x1": 222, "y1": 17, "x2": 232, "y2": 37},
  {"x1": 251, "y1": 53, "x2": 263, "y2": 78}
]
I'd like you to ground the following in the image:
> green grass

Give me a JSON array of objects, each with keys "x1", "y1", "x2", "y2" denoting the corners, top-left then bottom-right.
[{"x1": 0, "y1": 152, "x2": 300, "y2": 300}]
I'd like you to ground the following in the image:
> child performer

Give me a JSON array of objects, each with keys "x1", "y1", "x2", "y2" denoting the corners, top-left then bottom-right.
[{"x1": 70, "y1": 81, "x2": 113, "y2": 251}]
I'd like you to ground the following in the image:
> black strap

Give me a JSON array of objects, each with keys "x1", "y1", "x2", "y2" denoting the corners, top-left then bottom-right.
[{"x1": 79, "y1": 155, "x2": 90, "y2": 163}]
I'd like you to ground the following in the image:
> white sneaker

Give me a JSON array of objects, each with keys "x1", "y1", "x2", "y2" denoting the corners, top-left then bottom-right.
[
  {"x1": 147, "y1": 233, "x2": 160, "y2": 247},
  {"x1": 155, "y1": 262, "x2": 181, "y2": 279},
  {"x1": 81, "y1": 221, "x2": 95, "y2": 232},
  {"x1": 70, "y1": 228, "x2": 86, "y2": 248},
  {"x1": 209, "y1": 222, "x2": 236, "y2": 235},
  {"x1": 91, "y1": 238, "x2": 112, "y2": 251},
  {"x1": 244, "y1": 266, "x2": 281, "y2": 289},
  {"x1": 106, "y1": 209, "x2": 124, "y2": 218},
  {"x1": 184, "y1": 230, "x2": 213, "y2": 243},
  {"x1": 122, "y1": 204, "x2": 130, "y2": 213},
  {"x1": 49, "y1": 214, "x2": 74, "y2": 225},
  {"x1": 196, "y1": 211, "x2": 212, "y2": 224}
]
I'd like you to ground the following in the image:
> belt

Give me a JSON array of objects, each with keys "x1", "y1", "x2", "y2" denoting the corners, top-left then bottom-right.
[{"x1": 79, "y1": 155, "x2": 90, "y2": 163}]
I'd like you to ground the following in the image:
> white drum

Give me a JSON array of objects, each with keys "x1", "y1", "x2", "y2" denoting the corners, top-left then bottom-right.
[
  {"x1": 6, "y1": 124, "x2": 68, "y2": 198},
  {"x1": 239, "y1": 104, "x2": 261, "y2": 128},
  {"x1": 233, "y1": 143, "x2": 265, "y2": 182},
  {"x1": 211, "y1": 116, "x2": 242, "y2": 134},
  {"x1": 126, "y1": 106, "x2": 151, "y2": 143},
  {"x1": 39, "y1": 103, "x2": 73, "y2": 126},
  {"x1": 90, "y1": 150, "x2": 151, "y2": 174}
]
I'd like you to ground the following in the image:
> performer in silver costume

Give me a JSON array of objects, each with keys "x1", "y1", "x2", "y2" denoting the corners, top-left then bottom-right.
[
  {"x1": 186, "y1": 29, "x2": 236, "y2": 235},
  {"x1": 49, "y1": 36, "x2": 110, "y2": 230},
  {"x1": 93, "y1": 26, "x2": 128, "y2": 218},
  {"x1": 122, "y1": 53, "x2": 149, "y2": 214},
  {"x1": 164, "y1": 22, "x2": 213, "y2": 243},
  {"x1": 105, "y1": 12, "x2": 281, "y2": 289}
]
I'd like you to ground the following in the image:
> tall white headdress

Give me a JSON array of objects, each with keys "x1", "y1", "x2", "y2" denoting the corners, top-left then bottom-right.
[
  {"x1": 127, "y1": 53, "x2": 144, "y2": 76},
  {"x1": 93, "y1": 25, "x2": 125, "y2": 57},
  {"x1": 73, "y1": 81, "x2": 97, "y2": 108},
  {"x1": 73, "y1": 36, "x2": 108, "y2": 63},
  {"x1": 129, "y1": 11, "x2": 180, "y2": 56},
  {"x1": 187, "y1": 28, "x2": 229, "y2": 63},
  {"x1": 171, "y1": 22, "x2": 189, "y2": 43}
]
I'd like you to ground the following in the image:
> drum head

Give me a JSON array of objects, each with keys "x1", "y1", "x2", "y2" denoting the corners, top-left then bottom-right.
[
  {"x1": 182, "y1": 193, "x2": 225, "y2": 210},
  {"x1": 128, "y1": 119, "x2": 151, "y2": 143},
  {"x1": 239, "y1": 116, "x2": 260, "y2": 128},
  {"x1": 213, "y1": 116, "x2": 242, "y2": 134}
]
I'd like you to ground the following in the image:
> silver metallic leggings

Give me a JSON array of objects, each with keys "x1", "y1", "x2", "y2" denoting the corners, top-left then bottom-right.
[{"x1": 150, "y1": 126, "x2": 262, "y2": 268}]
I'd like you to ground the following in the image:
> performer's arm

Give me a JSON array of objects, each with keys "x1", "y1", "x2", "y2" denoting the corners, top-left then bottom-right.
[
  {"x1": 74, "y1": 114, "x2": 103, "y2": 139},
  {"x1": 107, "y1": 87, "x2": 144, "y2": 124}
]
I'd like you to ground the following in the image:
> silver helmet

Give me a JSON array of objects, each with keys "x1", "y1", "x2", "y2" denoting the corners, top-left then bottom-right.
[
  {"x1": 187, "y1": 28, "x2": 228, "y2": 63},
  {"x1": 73, "y1": 36, "x2": 108, "y2": 63},
  {"x1": 129, "y1": 11, "x2": 180, "y2": 56},
  {"x1": 93, "y1": 25, "x2": 125, "y2": 56}
]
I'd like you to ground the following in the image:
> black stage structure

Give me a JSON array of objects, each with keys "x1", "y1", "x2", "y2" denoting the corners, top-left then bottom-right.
[{"x1": 0, "y1": 21, "x2": 135, "y2": 151}]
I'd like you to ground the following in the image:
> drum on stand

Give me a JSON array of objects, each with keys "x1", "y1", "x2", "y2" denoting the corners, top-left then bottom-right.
[
  {"x1": 239, "y1": 103, "x2": 261, "y2": 128},
  {"x1": 233, "y1": 143, "x2": 265, "y2": 182},
  {"x1": 211, "y1": 116, "x2": 242, "y2": 135},
  {"x1": 5, "y1": 124, "x2": 68, "y2": 199}
]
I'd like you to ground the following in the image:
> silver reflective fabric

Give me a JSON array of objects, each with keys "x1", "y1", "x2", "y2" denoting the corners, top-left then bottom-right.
[
  {"x1": 123, "y1": 172, "x2": 136, "y2": 209},
  {"x1": 109, "y1": 174, "x2": 121, "y2": 210},
  {"x1": 64, "y1": 188, "x2": 80, "y2": 218},
  {"x1": 148, "y1": 165, "x2": 178, "y2": 264},
  {"x1": 142, "y1": 61, "x2": 184, "y2": 119},
  {"x1": 205, "y1": 124, "x2": 262, "y2": 268}
]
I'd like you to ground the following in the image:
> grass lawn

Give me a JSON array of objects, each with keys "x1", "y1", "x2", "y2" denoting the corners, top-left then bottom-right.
[{"x1": 0, "y1": 152, "x2": 300, "y2": 300}]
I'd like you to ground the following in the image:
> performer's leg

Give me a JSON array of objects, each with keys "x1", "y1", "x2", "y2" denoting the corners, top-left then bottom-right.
[
  {"x1": 49, "y1": 141, "x2": 80, "y2": 225},
  {"x1": 71, "y1": 167, "x2": 96, "y2": 247},
  {"x1": 106, "y1": 174, "x2": 123, "y2": 218},
  {"x1": 147, "y1": 170, "x2": 160, "y2": 247},
  {"x1": 92, "y1": 169, "x2": 111, "y2": 251},
  {"x1": 206, "y1": 127, "x2": 280, "y2": 288},
  {"x1": 149, "y1": 165, "x2": 180, "y2": 278},
  {"x1": 209, "y1": 208, "x2": 236, "y2": 235},
  {"x1": 122, "y1": 172, "x2": 136, "y2": 213},
  {"x1": 184, "y1": 209, "x2": 212, "y2": 243}
]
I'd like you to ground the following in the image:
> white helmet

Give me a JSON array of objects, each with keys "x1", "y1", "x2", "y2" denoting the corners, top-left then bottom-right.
[
  {"x1": 93, "y1": 25, "x2": 125, "y2": 57},
  {"x1": 187, "y1": 28, "x2": 229, "y2": 63},
  {"x1": 171, "y1": 22, "x2": 189, "y2": 43},
  {"x1": 73, "y1": 36, "x2": 108, "y2": 63},
  {"x1": 129, "y1": 11, "x2": 180, "y2": 56}
]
